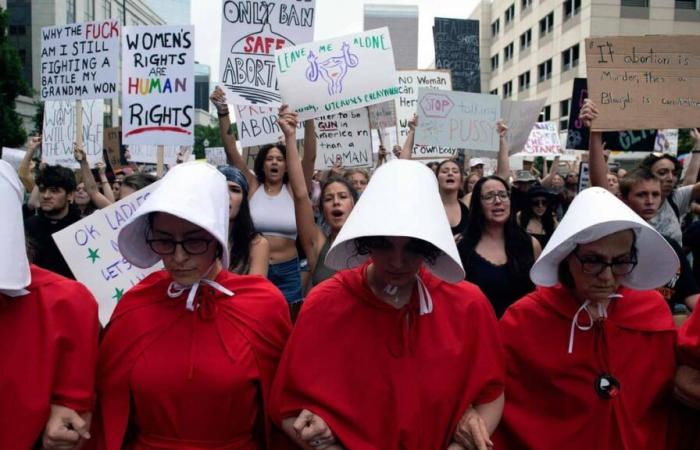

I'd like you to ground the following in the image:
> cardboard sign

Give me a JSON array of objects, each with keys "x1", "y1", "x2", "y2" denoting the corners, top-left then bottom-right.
[
  {"x1": 127, "y1": 145, "x2": 190, "y2": 165},
  {"x1": 368, "y1": 102, "x2": 397, "y2": 129},
  {"x1": 233, "y1": 105, "x2": 304, "y2": 148},
  {"x1": 275, "y1": 27, "x2": 399, "y2": 120},
  {"x1": 414, "y1": 89, "x2": 500, "y2": 152},
  {"x1": 1, "y1": 147, "x2": 26, "y2": 171},
  {"x1": 104, "y1": 127, "x2": 122, "y2": 171},
  {"x1": 53, "y1": 182, "x2": 163, "y2": 324},
  {"x1": 315, "y1": 108, "x2": 373, "y2": 169},
  {"x1": 40, "y1": 20, "x2": 120, "y2": 100},
  {"x1": 42, "y1": 100, "x2": 104, "y2": 169},
  {"x1": 433, "y1": 18, "x2": 480, "y2": 93},
  {"x1": 566, "y1": 77, "x2": 657, "y2": 152},
  {"x1": 205, "y1": 147, "x2": 227, "y2": 166},
  {"x1": 585, "y1": 35, "x2": 700, "y2": 131},
  {"x1": 122, "y1": 26, "x2": 195, "y2": 145},
  {"x1": 219, "y1": 0, "x2": 316, "y2": 106},
  {"x1": 522, "y1": 122, "x2": 562, "y2": 156},
  {"x1": 500, "y1": 98, "x2": 547, "y2": 156},
  {"x1": 655, "y1": 129, "x2": 679, "y2": 155}
]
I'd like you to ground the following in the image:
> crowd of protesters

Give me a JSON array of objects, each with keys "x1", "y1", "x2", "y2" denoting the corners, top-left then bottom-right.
[{"x1": 3, "y1": 90, "x2": 700, "y2": 450}]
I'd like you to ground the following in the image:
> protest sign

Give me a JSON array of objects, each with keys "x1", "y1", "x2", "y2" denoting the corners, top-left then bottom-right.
[
  {"x1": 53, "y1": 182, "x2": 163, "y2": 324},
  {"x1": 585, "y1": 35, "x2": 700, "y2": 131},
  {"x1": 566, "y1": 77, "x2": 657, "y2": 151},
  {"x1": 578, "y1": 162, "x2": 590, "y2": 193},
  {"x1": 122, "y1": 26, "x2": 194, "y2": 145},
  {"x1": 234, "y1": 105, "x2": 304, "y2": 147},
  {"x1": 205, "y1": 147, "x2": 227, "y2": 166},
  {"x1": 371, "y1": 127, "x2": 399, "y2": 157},
  {"x1": 655, "y1": 129, "x2": 679, "y2": 154},
  {"x1": 521, "y1": 122, "x2": 562, "y2": 156},
  {"x1": 242, "y1": 146, "x2": 260, "y2": 170},
  {"x1": 500, "y1": 98, "x2": 547, "y2": 156},
  {"x1": 368, "y1": 102, "x2": 397, "y2": 129},
  {"x1": 315, "y1": 108, "x2": 372, "y2": 169},
  {"x1": 275, "y1": 27, "x2": 399, "y2": 120},
  {"x1": 219, "y1": 0, "x2": 315, "y2": 106},
  {"x1": 40, "y1": 20, "x2": 120, "y2": 100},
  {"x1": 433, "y1": 18, "x2": 480, "y2": 93},
  {"x1": 104, "y1": 127, "x2": 122, "y2": 171},
  {"x1": 42, "y1": 99, "x2": 104, "y2": 168},
  {"x1": 414, "y1": 89, "x2": 500, "y2": 152},
  {"x1": 1, "y1": 148, "x2": 25, "y2": 171},
  {"x1": 127, "y1": 145, "x2": 189, "y2": 165}
]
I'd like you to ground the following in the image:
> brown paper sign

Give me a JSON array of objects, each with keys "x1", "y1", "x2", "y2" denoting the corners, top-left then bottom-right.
[
  {"x1": 585, "y1": 35, "x2": 700, "y2": 131},
  {"x1": 104, "y1": 127, "x2": 121, "y2": 171}
]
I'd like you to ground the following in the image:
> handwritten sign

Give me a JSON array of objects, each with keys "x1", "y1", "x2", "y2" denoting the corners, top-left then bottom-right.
[
  {"x1": 315, "y1": 108, "x2": 372, "y2": 169},
  {"x1": 415, "y1": 89, "x2": 500, "y2": 152},
  {"x1": 500, "y1": 98, "x2": 547, "y2": 156},
  {"x1": 655, "y1": 129, "x2": 679, "y2": 154},
  {"x1": 276, "y1": 27, "x2": 399, "y2": 120},
  {"x1": 127, "y1": 145, "x2": 190, "y2": 165},
  {"x1": 219, "y1": 0, "x2": 315, "y2": 106},
  {"x1": 52, "y1": 182, "x2": 163, "y2": 324},
  {"x1": 234, "y1": 105, "x2": 304, "y2": 148},
  {"x1": 40, "y1": 20, "x2": 120, "y2": 100},
  {"x1": 433, "y1": 18, "x2": 480, "y2": 93},
  {"x1": 585, "y1": 35, "x2": 700, "y2": 131},
  {"x1": 122, "y1": 26, "x2": 194, "y2": 145},
  {"x1": 522, "y1": 122, "x2": 562, "y2": 155},
  {"x1": 42, "y1": 100, "x2": 104, "y2": 169},
  {"x1": 205, "y1": 147, "x2": 227, "y2": 166},
  {"x1": 371, "y1": 127, "x2": 399, "y2": 156},
  {"x1": 368, "y1": 101, "x2": 397, "y2": 129},
  {"x1": 1, "y1": 148, "x2": 25, "y2": 171},
  {"x1": 566, "y1": 77, "x2": 657, "y2": 152}
]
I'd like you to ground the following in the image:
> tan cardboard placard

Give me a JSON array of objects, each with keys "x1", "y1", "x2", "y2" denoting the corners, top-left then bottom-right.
[
  {"x1": 585, "y1": 35, "x2": 700, "y2": 131},
  {"x1": 104, "y1": 127, "x2": 121, "y2": 171}
]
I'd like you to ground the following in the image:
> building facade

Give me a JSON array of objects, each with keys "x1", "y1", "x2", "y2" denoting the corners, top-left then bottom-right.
[
  {"x1": 364, "y1": 4, "x2": 419, "y2": 70},
  {"x1": 470, "y1": 0, "x2": 700, "y2": 133}
]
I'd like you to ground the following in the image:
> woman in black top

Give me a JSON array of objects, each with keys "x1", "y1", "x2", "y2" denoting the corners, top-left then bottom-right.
[
  {"x1": 436, "y1": 159, "x2": 470, "y2": 240},
  {"x1": 517, "y1": 186, "x2": 559, "y2": 248},
  {"x1": 458, "y1": 176, "x2": 541, "y2": 317}
]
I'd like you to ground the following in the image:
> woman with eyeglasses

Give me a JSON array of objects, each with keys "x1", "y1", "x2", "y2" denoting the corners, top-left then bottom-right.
[
  {"x1": 90, "y1": 162, "x2": 293, "y2": 450},
  {"x1": 457, "y1": 176, "x2": 541, "y2": 318},
  {"x1": 493, "y1": 187, "x2": 679, "y2": 450},
  {"x1": 517, "y1": 186, "x2": 558, "y2": 248}
]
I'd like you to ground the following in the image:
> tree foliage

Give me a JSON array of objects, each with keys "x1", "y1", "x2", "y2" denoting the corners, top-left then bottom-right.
[
  {"x1": 193, "y1": 122, "x2": 236, "y2": 159},
  {"x1": 0, "y1": 7, "x2": 29, "y2": 148}
]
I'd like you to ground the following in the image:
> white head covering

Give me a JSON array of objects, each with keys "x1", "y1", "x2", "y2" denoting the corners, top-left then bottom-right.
[
  {"x1": 325, "y1": 159, "x2": 464, "y2": 283},
  {"x1": 530, "y1": 187, "x2": 678, "y2": 290},
  {"x1": 0, "y1": 160, "x2": 30, "y2": 294}
]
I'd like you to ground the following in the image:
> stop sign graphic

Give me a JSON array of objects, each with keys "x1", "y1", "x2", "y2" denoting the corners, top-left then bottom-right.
[{"x1": 419, "y1": 93, "x2": 454, "y2": 118}]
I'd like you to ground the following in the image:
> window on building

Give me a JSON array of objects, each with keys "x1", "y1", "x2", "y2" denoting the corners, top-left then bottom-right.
[
  {"x1": 505, "y1": 4, "x2": 516, "y2": 24},
  {"x1": 503, "y1": 81, "x2": 513, "y2": 99},
  {"x1": 504, "y1": 42, "x2": 515, "y2": 62},
  {"x1": 85, "y1": 0, "x2": 95, "y2": 21},
  {"x1": 538, "y1": 59, "x2": 552, "y2": 83},
  {"x1": 675, "y1": 0, "x2": 700, "y2": 9},
  {"x1": 522, "y1": 0, "x2": 533, "y2": 9},
  {"x1": 9, "y1": 25, "x2": 27, "y2": 35},
  {"x1": 491, "y1": 54, "x2": 500, "y2": 71},
  {"x1": 562, "y1": 44, "x2": 580, "y2": 72},
  {"x1": 564, "y1": 0, "x2": 581, "y2": 19},
  {"x1": 539, "y1": 105, "x2": 551, "y2": 122},
  {"x1": 491, "y1": 19, "x2": 500, "y2": 36},
  {"x1": 490, "y1": 88, "x2": 499, "y2": 96},
  {"x1": 560, "y1": 99, "x2": 571, "y2": 119},
  {"x1": 622, "y1": 0, "x2": 650, "y2": 6},
  {"x1": 67, "y1": 0, "x2": 76, "y2": 23},
  {"x1": 518, "y1": 71, "x2": 531, "y2": 91},
  {"x1": 539, "y1": 12, "x2": 554, "y2": 37},
  {"x1": 103, "y1": 0, "x2": 112, "y2": 19},
  {"x1": 520, "y1": 29, "x2": 532, "y2": 50}
]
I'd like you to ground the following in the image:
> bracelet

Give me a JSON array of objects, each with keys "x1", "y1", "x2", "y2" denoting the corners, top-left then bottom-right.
[{"x1": 217, "y1": 109, "x2": 230, "y2": 117}]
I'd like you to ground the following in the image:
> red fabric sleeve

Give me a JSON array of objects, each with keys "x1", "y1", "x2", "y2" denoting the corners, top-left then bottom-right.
[{"x1": 679, "y1": 308, "x2": 700, "y2": 367}]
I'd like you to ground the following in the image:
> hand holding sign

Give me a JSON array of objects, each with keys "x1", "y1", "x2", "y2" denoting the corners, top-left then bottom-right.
[{"x1": 579, "y1": 99, "x2": 599, "y2": 128}]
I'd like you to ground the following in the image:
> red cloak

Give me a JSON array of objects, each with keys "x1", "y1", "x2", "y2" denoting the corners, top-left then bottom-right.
[
  {"x1": 679, "y1": 307, "x2": 700, "y2": 367},
  {"x1": 269, "y1": 262, "x2": 505, "y2": 450},
  {"x1": 90, "y1": 269, "x2": 293, "y2": 450},
  {"x1": 0, "y1": 265, "x2": 99, "y2": 449},
  {"x1": 494, "y1": 285, "x2": 676, "y2": 450}
]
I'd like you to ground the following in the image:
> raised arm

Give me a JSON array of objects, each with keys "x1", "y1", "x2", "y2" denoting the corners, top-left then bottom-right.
[
  {"x1": 579, "y1": 100, "x2": 608, "y2": 189},
  {"x1": 376, "y1": 144, "x2": 387, "y2": 168},
  {"x1": 73, "y1": 143, "x2": 113, "y2": 208},
  {"x1": 301, "y1": 119, "x2": 317, "y2": 192},
  {"x1": 210, "y1": 87, "x2": 258, "y2": 193},
  {"x1": 495, "y1": 120, "x2": 510, "y2": 180},
  {"x1": 18, "y1": 136, "x2": 40, "y2": 192},
  {"x1": 541, "y1": 155, "x2": 560, "y2": 188},
  {"x1": 400, "y1": 114, "x2": 417, "y2": 160}
]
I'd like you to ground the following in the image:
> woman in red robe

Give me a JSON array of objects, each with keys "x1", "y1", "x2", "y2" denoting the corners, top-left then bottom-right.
[
  {"x1": 90, "y1": 162, "x2": 293, "y2": 450},
  {"x1": 494, "y1": 187, "x2": 680, "y2": 450},
  {"x1": 269, "y1": 156, "x2": 505, "y2": 450},
  {"x1": 0, "y1": 160, "x2": 99, "y2": 449}
]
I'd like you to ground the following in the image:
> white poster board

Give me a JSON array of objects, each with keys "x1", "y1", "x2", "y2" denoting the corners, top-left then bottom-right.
[
  {"x1": 1, "y1": 148, "x2": 26, "y2": 171},
  {"x1": 371, "y1": 127, "x2": 399, "y2": 157},
  {"x1": 501, "y1": 98, "x2": 547, "y2": 155},
  {"x1": 205, "y1": 147, "x2": 227, "y2": 166},
  {"x1": 40, "y1": 20, "x2": 120, "y2": 100},
  {"x1": 276, "y1": 27, "x2": 399, "y2": 120},
  {"x1": 315, "y1": 108, "x2": 373, "y2": 169},
  {"x1": 521, "y1": 122, "x2": 562, "y2": 156},
  {"x1": 52, "y1": 182, "x2": 163, "y2": 324},
  {"x1": 122, "y1": 26, "x2": 195, "y2": 145},
  {"x1": 219, "y1": 0, "x2": 316, "y2": 106},
  {"x1": 368, "y1": 101, "x2": 397, "y2": 129},
  {"x1": 127, "y1": 145, "x2": 190, "y2": 165},
  {"x1": 234, "y1": 105, "x2": 304, "y2": 148},
  {"x1": 655, "y1": 129, "x2": 679, "y2": 155},
  {"x1": 42, "y1": 99, "x2": 104, "y2": 169},
  {"x1": 414, "y1": 89, "x2": 500, "y2": 152}
]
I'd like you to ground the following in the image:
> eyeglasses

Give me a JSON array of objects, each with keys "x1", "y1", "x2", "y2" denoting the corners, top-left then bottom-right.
[
  {"x1": 481, "y1": 191, "x2": 510, "y2": 204},
  {"x1": 533, "y1": 199, "x2": 549, "y2": 207},
  {"x1": 146, "y1": 238, "x2": 213, "y2": 255},
  {"x1": 573, "y1": 251, "x2": 638, "y2": 276}
]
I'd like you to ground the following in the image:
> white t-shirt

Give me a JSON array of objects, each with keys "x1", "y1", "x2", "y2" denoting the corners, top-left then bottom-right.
[{"x1": 649, "y1": 184, "x2": 693, "y2": 245}]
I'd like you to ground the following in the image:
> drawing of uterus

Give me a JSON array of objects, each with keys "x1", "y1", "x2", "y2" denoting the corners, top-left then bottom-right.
[{"x1": 305, "y1": 42, "x2": 359, "y2": 96}]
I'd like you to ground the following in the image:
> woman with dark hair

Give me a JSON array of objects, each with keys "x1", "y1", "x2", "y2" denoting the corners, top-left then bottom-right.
[
  {"x1": 517, "y1": 186, "x2": 558, "y2": 247},
  {"x1": 211, "y1": 87, "x2": 315, "y2": 311},
  {"x1": 458, "y1": 175, "x2": 541, "y2": 317},
  {"x1": 270, "y1": 160, "x2": 505, "y2": 450},
  {"x1": 277, "y1": 107, "x2": 358, "y2": 290},
  {"x1": 217, "y1": 165, "x2": 270, "y2": 276},
  {"x1": 436, "y1": 159, "x2": 469, "y2": 240},
  {"x1": 494, "y1": 187, "x2": 679, "y2": 449},
  {"x1": 119, "y1": 172, "x2": 157, "y2": 198}
]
